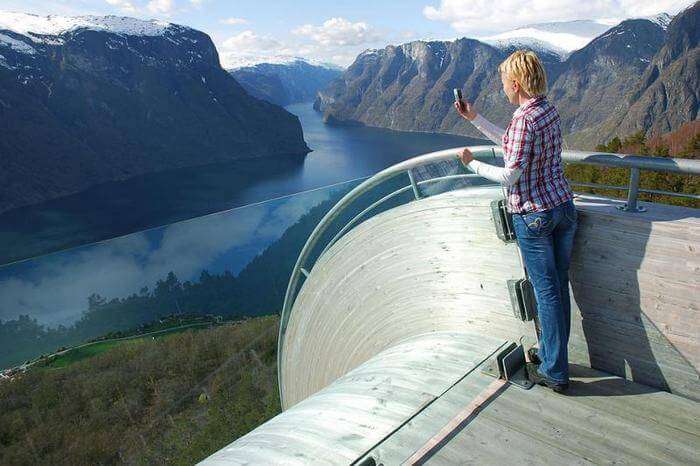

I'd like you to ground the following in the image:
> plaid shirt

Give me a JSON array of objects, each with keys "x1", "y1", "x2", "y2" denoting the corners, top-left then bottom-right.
[{"x1": 503, "y1": 96, "x2": 573, "y2": 213}]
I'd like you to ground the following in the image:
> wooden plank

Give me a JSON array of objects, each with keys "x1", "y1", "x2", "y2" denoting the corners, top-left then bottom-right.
[{"x1": 368, "y1": 365, "x2": 699, "y2": 466}]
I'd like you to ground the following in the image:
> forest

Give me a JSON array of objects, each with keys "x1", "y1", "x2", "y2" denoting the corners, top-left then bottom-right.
[
  {"x1": 0, "y1": 315, "x2": 281, "y2": 465},
  {"x1": 564, "y1": 121, "x2": 699, "y2": 208}
]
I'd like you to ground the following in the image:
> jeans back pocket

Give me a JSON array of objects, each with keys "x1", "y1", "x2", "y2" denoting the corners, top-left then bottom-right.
[{"x1": 518, "y1": 210, "x2": 553, "y2": 237}]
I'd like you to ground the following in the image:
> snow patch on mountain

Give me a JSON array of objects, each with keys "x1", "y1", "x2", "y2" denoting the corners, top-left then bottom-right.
[
  {"x1": 480, "y1": 20, "x2": 612, "y2": 55},
  {"x1": 479, "y1": 14, "x2": 672, "y2": 58},
  {"x1": 0, "y1": 33, "x2": 36, "y2": 55},
  {"x1": 0, "y1": 11, "x2": 176, "y2": 42},
  {"x1": 484, "y1": 36, "x2": 568, "y2": 59},
  {"x1": 227, "y1": 54, "x2": 341, "y2": 71},
  {"x1": 645, "y1": 12, "x2": 672, "y2": 29}
]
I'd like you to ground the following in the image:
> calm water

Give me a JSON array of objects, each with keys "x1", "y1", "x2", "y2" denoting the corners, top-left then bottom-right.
[{"x1": 0, "y1": 102, "x2": 485, "y2": 264}]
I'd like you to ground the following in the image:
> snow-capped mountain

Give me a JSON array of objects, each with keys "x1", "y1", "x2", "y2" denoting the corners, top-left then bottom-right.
[
  {"x1": 480, "y1": 13, "x2": 673, "y2": 58},
  {"x1": 0, "y1": 11, "x2": 174, "y2": 39},
  {"x1": 227, "y1": 54, "x2": 342, "y2": 71},
  {"x1": 0, "y1": 11, "x2": 309, "y2": 214},
  {"x1": 480, "y1": 19, "x2": 615, "y2": 58},
  {"x1": 315, "y1": 8, "x2": 692, "y2": 148}
]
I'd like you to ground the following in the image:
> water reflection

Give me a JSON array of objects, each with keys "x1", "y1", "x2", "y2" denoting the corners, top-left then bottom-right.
[
  {"x1": 0, "y1": 102, "x2": 486, "y2": 264},
  {"x1": 0, "y1": 179, "x2": 365, "y2": 368}
]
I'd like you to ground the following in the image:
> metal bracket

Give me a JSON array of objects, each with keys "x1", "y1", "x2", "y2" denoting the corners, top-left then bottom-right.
[
  {"x1": 616, "y1": 203, "x2": 647, "y2": 213},
  {"x1": 481, "y1": 341, "x2": 533, "y2": 390},
  {"x1": 615, "y1": 167, "x2": 647, "y2": 213},
  {"x1": 507, "y1": 278, "x2": 536, "y2": 321},
  {"x1": 481, "y1": 341, "x2": 516, "y2": 379},
  {"x1": 490, "y1": 199, "x2": 516, "y2": 243}
]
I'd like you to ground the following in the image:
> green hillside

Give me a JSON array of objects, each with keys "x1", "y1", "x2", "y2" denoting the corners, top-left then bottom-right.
[{"x1": 0, "y1": 315, "x2": 281, "y2": 465}]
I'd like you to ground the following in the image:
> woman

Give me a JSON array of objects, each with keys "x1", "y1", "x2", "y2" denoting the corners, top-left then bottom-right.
[{"x1": 454, "y1": 50, "x2": 577, "y2": 393}]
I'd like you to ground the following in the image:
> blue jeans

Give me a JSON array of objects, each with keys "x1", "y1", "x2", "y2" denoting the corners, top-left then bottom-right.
[{"x1": 511, "y1": 199, "x2": 578, "y2": 384}]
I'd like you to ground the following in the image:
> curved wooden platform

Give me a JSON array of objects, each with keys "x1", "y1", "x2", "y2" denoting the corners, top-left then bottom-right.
[
  {"x1": 281, "y1": 186, "x2": 699, "y2": 406},
  {"x1": 201, "y1": 186, "x2": 699, "y2": 465}
]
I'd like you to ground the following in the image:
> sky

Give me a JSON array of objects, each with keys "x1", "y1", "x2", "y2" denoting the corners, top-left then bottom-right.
[{"x1": 0, "y1": 0, "x2": 695, "y2": 67}]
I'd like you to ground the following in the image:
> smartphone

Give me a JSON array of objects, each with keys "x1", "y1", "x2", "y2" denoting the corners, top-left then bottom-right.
[{"x1": 453, "y1": 88, "x2": 464, "y2": 111}]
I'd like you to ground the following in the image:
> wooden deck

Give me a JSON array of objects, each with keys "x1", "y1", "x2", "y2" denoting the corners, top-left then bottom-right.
[
  {"x1": 201, "y1": 186, "x2": 699, "y2": 465},
  {"x1": 280, "y1": 186, "x2": 699, "y2": 405},
  {"x1": 367, "y1": 363, "x2": 699, "y2": 465},
  {"x1": 202, "y1": 331, "x2": 700, "y2": 465},
  {"x1": 566, "y1": 194, "x2": 699, "y2": 399}
]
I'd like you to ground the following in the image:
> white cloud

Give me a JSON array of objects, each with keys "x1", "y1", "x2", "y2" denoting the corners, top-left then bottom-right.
[
  {"x1": 217, "y1": 29, "x2": 310, "y2": 68},
  {"x1": 422, "y1": 0, "x2": 695, "y2": 33},
  {"x1": 221, "y1": 17, "x2": 248, "y2": 26},
  {"x1": 213, "y1": 17, "x2": 385, "y2": 68},
  {"x1": 219, "y1": 29, "x2": 284, "y2": 55},
  {"x1": 221, "y1": 29, "x2": 283, "y2": 52},
  {"x1": 105, "y1": 0, "x2": 138, "y2": 13},
  {"x1": 292, "y1": 17, "x2": 383, "y2": 46},
  {"x1": 147, "y1": 0, "x2": 174, "y2": 15}
]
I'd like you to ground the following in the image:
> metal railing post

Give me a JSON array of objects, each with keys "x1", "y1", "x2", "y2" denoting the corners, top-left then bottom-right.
[
  {"x1": 407, "y1": 169, "x2": 421, "y2": 200},
  {"x1": 618, "y1": 167, "x2": 646, "y2": 212}
]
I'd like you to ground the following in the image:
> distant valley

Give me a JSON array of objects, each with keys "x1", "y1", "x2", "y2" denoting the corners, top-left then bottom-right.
[{"x1": 229, "y1": 58, "x2": 342, "y2": 107}]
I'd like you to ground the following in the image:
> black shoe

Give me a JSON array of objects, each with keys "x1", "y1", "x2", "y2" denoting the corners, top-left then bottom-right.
[
  {"x1": 526, "y1": 363, "x2": 569, "y2": 393},
  {"x1": 527, "y1": 347, "x2": 541, "y2": 364}
]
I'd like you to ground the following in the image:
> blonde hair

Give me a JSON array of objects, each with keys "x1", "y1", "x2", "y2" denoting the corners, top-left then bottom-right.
[{"x1": 498, "y1": 50, "x2": 547, "y2": 96}]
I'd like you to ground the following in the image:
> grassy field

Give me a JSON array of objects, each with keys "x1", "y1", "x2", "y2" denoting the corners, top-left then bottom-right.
[{"x1": 37, "y1": 323, "x2": 220, "y2": 369}]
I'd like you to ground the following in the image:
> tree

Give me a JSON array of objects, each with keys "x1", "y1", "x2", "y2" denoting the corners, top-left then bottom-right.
[{"x1": 88, "y1": 293, "x2": 107, "y2": 311}]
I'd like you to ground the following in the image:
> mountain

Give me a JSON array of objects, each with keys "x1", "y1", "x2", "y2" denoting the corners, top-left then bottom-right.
[
  {"x1": 315, "y1": 39, "x2": 516, "y2": 137},
  {"x1": 481, "y1": 14, "x2": 672, "y2": 58},
  {"x1": 229, "y1": 58, "x2": 342, "y2": 106},
  {"x1": 549, "y1": 17, "x2": 668, "y2": 134},
  {"x1": 572, "y1": 4, "x2": 698, "y2": 145},
  {"x1": 314, "y1": 12, "x2": 693, "y2": 148},
  {"x1": 0, "y1": 12, "x2": 310, "y2": 215}
]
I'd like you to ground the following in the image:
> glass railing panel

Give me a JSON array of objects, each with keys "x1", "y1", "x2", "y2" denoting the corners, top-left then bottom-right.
[
  {"x1": 0, "y1": 178, "x2": 366, "y2": 371},
  {"x1": 0, "y1": 177, "x2": 373, "y2": 464},
  {"x1": 412, "y1": 147, "x2": 500, "y2": 197},
  {"x1": 0, "y1": 157, "x2": 369, "y2": 266},
  {"x1": 302, "y1": 171, "x2": 414, "y2": 270}
]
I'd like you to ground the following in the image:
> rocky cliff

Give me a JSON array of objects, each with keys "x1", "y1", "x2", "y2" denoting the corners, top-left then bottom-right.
[
  {"x1": 315, "y1": 39, "x2": 516, "y2": 136},
  {"x1": 316, "y1": 7, "x2": 697, "y2": 148},
  {"x1": 0, "y1": 13, "x2": 309, "y2": 214},
  {"x1": 572, "y1": 3, "x2": 699, "y2": 145}
]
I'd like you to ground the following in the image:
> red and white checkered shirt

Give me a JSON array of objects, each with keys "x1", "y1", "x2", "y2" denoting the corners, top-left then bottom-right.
[{"x1": 503, "y1": 96, "x2": 573, "y2": 213}]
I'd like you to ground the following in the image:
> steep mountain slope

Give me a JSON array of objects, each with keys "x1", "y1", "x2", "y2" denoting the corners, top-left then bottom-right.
[
  {"x1": 315, "y1": 39, "x2": 518, "y2": 137},
  {"x1": 0, "y1": 12, "x2": 309, "y2": 214},
  {"x1": 606, "y1": 3, "x2": 697, "y2": 139},
  {"x1": 550, "y1": 18, "x2": 668, "y2": 134},
  {"x1": 229, "y1": 59, "x2": 342, "y2": 106},
  {"x1": 315, "y1": 12, "x2": 692, "y2": 148}
]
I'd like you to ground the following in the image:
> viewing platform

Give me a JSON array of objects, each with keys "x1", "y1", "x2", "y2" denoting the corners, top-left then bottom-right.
[{"x1": 201, "y1": 147, "x2": 699, "y2": 465}]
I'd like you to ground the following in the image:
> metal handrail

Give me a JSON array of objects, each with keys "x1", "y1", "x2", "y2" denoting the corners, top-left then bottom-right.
[
  {"x1": 277, "y1": 145, "x2": 700, "y2": 408},
  {"x1": 569, "y1": 181, "x2": 700, "y2": 200}
]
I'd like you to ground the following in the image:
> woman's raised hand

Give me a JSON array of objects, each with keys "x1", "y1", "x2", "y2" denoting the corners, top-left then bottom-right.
[{"x1": 454, "y1": 100, "x2": 477, "y2": 121}]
